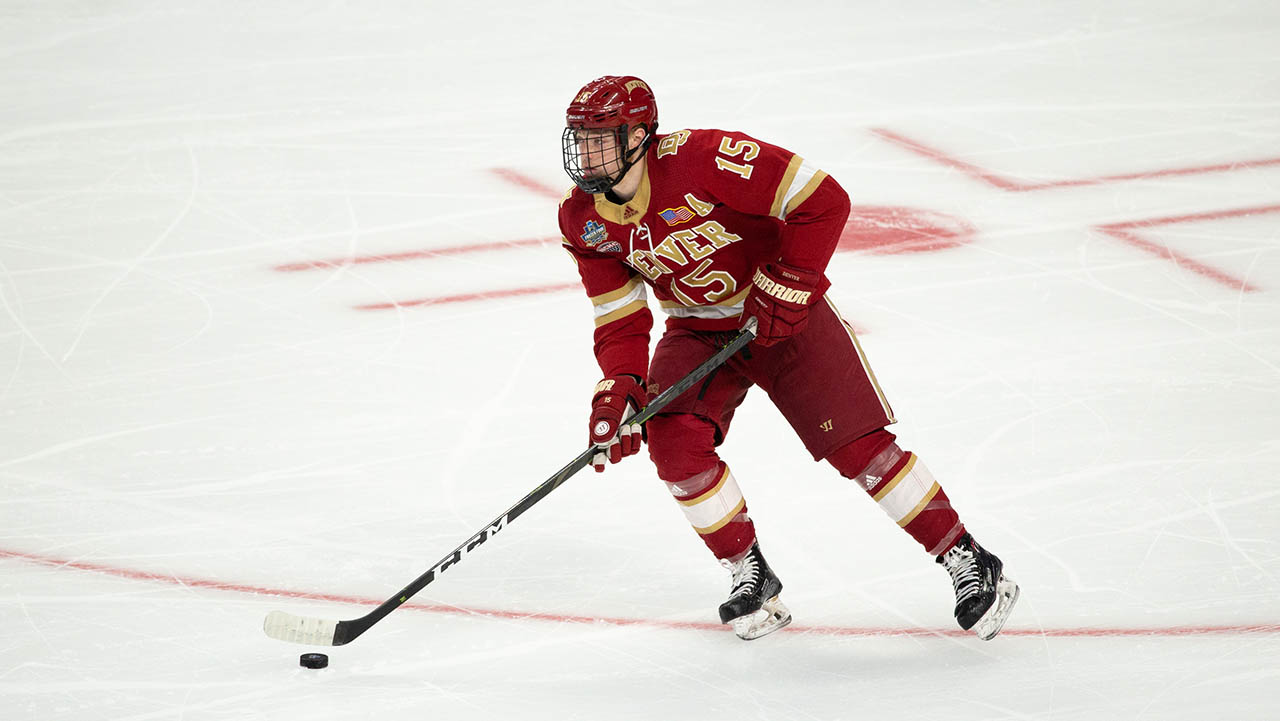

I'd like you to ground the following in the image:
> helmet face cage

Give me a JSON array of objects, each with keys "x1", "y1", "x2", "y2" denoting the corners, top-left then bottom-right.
[{"x1": 562, "y1": 124, "x2": 640, "y2": 194}]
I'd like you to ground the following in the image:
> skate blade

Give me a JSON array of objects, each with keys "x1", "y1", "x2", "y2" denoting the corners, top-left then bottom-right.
[
  {"x1": 730, "y1": 595, "x2": 792, "y2": 641},
  {"x1": 973, "y1": 575, "x2": 1020, "y2": 641}
]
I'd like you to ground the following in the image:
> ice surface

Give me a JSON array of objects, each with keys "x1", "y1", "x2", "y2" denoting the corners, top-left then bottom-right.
[{"x1": 2, "y1": 1, "x2": 1278, "y2": 719}]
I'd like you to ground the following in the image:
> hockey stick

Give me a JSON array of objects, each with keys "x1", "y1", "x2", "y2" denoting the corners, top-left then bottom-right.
[{"x1": 263, "y1": 318, "x2": 757, "y2": 646}]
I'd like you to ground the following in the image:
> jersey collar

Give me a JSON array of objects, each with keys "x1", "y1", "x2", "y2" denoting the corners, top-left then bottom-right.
[{"x1": 593, "y1": 164, "x2": 651, "y2": 227}]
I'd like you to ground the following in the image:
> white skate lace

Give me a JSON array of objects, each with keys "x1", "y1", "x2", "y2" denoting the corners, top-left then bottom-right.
[
  {"x1": 723, "y1": 555, "x2": 761, "y2": 599},
  {"x1": 942, "y1": 546, "x2": 981, "y2": 605}
]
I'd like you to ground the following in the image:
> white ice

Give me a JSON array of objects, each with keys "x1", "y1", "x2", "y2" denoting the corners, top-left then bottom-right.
[{"x1": 2, "y1": 1, "x2": 1279, "y2": 719}]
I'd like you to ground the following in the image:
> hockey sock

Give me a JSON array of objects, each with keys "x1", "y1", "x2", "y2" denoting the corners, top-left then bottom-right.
[
  {"x1": 829, "y1": 434, "x2": 965, "y2": 556},
  {"x1": 665, "y1": 461, "x2": 756, "y2": 562}
]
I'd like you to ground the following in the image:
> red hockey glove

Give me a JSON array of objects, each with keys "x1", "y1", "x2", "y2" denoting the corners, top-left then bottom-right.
[
  {"x1": 588, "y1": 375, "x2": 647, "y2": 472},
  {"x1": 742, "y1": 261, "x2": 830, "y2": 347}
]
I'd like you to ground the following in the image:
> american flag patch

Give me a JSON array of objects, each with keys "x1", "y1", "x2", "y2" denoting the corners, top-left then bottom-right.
[{"x1": 659, "y1": 206, "x2": 695, "y2": 226}]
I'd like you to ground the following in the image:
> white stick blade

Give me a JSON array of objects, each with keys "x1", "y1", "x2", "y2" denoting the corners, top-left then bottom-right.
[{"x1": 263, "y1": 610, "x2": 339, "y2": 645}]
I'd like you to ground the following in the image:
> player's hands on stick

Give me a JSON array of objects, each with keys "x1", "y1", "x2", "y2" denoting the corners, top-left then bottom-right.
[
  {"x1": 588, "y1": 375, "x2": 646, "y2": 472},
  {"x1": 743, "y1": 261, "x2": 829, "y2": 347}
]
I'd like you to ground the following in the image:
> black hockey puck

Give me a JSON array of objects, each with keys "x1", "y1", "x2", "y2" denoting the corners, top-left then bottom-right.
[{"x1": 299, "y1": 653, "x2": 329, "y2": 669}]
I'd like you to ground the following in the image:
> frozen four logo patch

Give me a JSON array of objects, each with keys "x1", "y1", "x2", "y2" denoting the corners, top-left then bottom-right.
[{"x1": 581, "y1": 220, "x2": 607, "y2": 246}]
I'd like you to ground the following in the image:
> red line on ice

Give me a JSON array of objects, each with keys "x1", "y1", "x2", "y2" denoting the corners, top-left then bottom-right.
[
  {"x1": 870, "y1": 127, "x2": 1280, "y2": 192},
  {"x1": 4, "y1": 547, "x2": 1277, "y2": 640},
  {"x1": 873, "y1": 128, "x2": 1276, "y2": 292},
  {"x1": 870, "y1": 128, "x2": 1023, "y2": 191},
  {"x1": 353, "y1": 282, "x2": 579, "y2": 310},
  {"x1": 271, "y1": 168, "x2": 560, "y2": 273},
  {"x1": 273, "y1": 237, "x2": 557, "y2": 272},
  {"x1": 489, "y1": 167, "x2": 565, "y2": 199},
  {"x1": 1098, "y1": 203, "x2": 1280, "y2": 231},
  {"x1": 1095, "y1": 203, "x2": 1280, "y2": 293}
]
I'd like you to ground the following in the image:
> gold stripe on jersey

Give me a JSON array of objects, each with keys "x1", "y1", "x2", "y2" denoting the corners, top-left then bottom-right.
[
  {"x1": 769, "y1": 154, "x2": 805, "y2": 219},
  {"x1": 659, "y1": 305, "x2": 743, "y2": 320},
  {"x1": 590, "y1": 278, "x2": 648, "y2": 327},
  {"x1": 658, "y1": 286, "x2": 748, "y2": 309},
  {"x1": 593, "y1": 299, "x2": 647, "y2": 327},
  {"x1": 593, "y1": 167, "x2": 651, "y2": 227},
  {"x1": 717, "y1": 287, "x2": 750, "y2": 307},
  {"x1": 658, "y1": 287, "x2": 749, "y2": 320},
  {"x1": 771, "y1": 154, "x2": 828, "y2": 221},
  {"x1": 590, "y1": 277, "x2": 643, "y2": 306},
  {"x1": 823, "y1": 296, "x2": 895, "y2": 424},
  {"x1": 784, "y1": 170, "x2": 829, "y2": 219}
]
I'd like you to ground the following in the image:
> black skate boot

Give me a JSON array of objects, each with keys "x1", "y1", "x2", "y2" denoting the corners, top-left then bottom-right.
[
  {"x1": 718, "y1": 542, "x2": 792, "y2": 640},
  {"x1": 937, "y1": 533, "x2": 1020, "y2": 640}
]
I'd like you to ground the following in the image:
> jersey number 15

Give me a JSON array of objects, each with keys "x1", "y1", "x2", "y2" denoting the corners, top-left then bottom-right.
[{"x1": 715, "y1": 137, "x2": 760, "y2": 180}]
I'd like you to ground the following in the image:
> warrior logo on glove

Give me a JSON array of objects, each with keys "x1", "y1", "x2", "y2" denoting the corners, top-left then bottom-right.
[{"x1": 742, "y1": 261, "x2": 830, "y2": 347}]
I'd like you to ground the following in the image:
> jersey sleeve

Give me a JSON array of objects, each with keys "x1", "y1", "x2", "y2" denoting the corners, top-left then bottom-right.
[
  {"x1": 558, "y1": 219, "x2": 653, "y2": 381},
  {"x1": 685, "y1": 129, "x2": 850, "y2": 275}
]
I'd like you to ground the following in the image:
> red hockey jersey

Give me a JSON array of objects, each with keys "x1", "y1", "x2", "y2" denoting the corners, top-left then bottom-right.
[{"x1": 557, "y1": 128, "x2": 851, "y2": 381}]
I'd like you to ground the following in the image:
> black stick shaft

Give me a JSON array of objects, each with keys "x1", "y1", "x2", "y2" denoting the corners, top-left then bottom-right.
[{"x1": 330, "y1": 322, "x2": 756, "y2": 645}]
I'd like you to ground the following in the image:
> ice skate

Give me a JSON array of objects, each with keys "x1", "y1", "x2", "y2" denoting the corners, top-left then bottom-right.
[
  {"x1": 937, "y1": 533, "x2": 1020, "y2": 640},
  {"x1": 718, "y1": 543, "x2": 791, "y2": 640}
]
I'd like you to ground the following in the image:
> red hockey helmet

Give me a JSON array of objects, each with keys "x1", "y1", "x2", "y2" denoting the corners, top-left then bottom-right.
[
  {"x1": 562, "y1": 76, "x2": 659, "y2": 193},
  {"x1": 565, "y1": 75, "x2": 658, "y2": 132}
]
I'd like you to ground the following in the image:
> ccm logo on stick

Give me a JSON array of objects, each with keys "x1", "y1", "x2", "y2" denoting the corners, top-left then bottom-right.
[{"x1": 435, "y1": 516, "x2": 507, "y2": 576}]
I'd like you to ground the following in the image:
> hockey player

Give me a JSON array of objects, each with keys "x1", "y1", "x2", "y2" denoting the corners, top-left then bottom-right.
[{"x1": 557, "y1": 75, "x2": 1019, "y2": 641}]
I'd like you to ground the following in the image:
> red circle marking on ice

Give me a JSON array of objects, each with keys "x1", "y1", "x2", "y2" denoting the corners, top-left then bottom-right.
[{"x1": 838, "y1": 206, "x2": 975, "y2": 254}]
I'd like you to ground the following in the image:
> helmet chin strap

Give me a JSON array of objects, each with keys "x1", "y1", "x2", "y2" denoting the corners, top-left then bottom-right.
[{"x1": 607, "y1": 129, "x2": 653, "y2": 193}]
